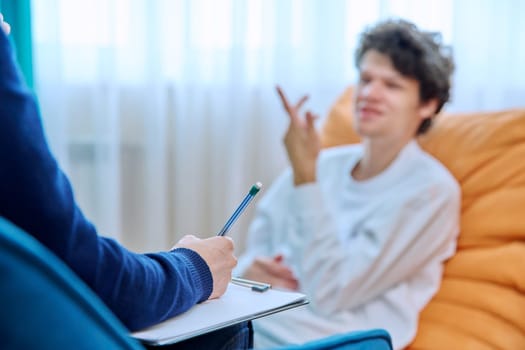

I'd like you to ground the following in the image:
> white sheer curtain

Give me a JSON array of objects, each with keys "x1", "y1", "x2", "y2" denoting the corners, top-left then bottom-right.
[{"x1": 31, "y1": 0, "x2": 525, "y2": 253}]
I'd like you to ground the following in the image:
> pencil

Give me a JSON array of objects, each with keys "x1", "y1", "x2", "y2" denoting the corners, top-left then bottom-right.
[{"x1": 217, "y1": 182, "x2": 262, "y2": 236}]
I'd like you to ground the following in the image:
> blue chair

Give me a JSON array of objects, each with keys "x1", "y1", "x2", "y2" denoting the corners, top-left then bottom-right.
[
  {"x1": 0, "y1": 217, "x2": 143, "y2": 350},
  {"x1": 0, "y1": 217, "x2": 392, "y2": 350}
]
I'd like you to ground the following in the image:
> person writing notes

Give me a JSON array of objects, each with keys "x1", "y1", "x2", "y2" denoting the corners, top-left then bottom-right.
[
  {"x1": 0, "y1": 15, "x2": 250, "y2": 350},
  {"x1": 236, "y1": 19, "x2": 460, "y2": 350}
]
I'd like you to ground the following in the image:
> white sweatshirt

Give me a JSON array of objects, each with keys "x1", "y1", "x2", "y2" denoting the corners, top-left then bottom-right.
[{"x1": 235, "y1": 141, "x2": 460, "y2": 350}]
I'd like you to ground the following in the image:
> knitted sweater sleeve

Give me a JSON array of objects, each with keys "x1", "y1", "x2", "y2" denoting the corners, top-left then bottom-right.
[{"x1": 0, "y1": 29, "x2": 212, "y2": 331}]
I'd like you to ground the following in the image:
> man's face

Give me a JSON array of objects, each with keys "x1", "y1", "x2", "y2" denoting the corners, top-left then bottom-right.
[{"x1": 353, "y1": 50, "x2": 433, "y2": 142}]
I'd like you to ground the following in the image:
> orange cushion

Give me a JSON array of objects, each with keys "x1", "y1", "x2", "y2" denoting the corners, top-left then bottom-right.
[{"x1": 321, "y1": 87, "x2": 525, "y2": 349}]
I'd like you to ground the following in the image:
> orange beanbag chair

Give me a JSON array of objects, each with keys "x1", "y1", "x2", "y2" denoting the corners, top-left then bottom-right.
[{"x1": 321, "y1": 87, "x2": 525, "y2": 349}]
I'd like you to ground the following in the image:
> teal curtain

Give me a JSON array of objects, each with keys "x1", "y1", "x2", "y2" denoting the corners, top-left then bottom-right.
[{"x1": 0, "y1": 0, "x2": 33, "y2": 88}]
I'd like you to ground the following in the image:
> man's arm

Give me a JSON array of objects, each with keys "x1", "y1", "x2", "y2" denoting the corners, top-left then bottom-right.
[
  {"x1": 285, "y1": 180, "x2": 460, "y2": 314},
  {"x1": 0, "y1": 26, "x2": 234, "y2": 331}
]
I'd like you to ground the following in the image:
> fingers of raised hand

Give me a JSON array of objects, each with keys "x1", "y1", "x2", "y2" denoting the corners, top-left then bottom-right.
[
  {"x1": 295, "y1": 95, "x2": 309, "y2": 111},
  {"x1": 276, "y1": 85, "x2": 289, "y2": 108},
  {"x1": 305, "y1": 111, "x2": 319, "y2": 129},
  {"x1": 276, "y1": 85, "x2": 309, "y2": 121}
]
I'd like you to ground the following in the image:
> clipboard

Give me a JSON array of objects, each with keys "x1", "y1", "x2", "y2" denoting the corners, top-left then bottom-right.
[{"x1": 131, "y1": 281, "x2": 309, "y2": 346}]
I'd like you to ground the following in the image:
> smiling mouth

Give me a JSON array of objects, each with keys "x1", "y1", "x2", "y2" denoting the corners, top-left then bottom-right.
[{"x1": 358, "y1": 107, "x2": 383, "y2": 120}]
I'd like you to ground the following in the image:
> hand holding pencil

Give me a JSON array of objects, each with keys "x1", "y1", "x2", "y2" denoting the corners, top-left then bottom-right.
[{"x1": 173, "y1": 182, "x2": 263, "y2": 300}]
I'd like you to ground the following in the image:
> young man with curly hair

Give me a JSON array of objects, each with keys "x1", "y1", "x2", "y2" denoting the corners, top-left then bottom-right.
[{"x1": 237, "y1": 19, "x2": 460, "y2": 349}]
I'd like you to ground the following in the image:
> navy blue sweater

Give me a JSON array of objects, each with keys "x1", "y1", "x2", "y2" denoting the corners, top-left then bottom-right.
[{"x1": 0, "y1": 29, "x2": 213, "y2": 331}]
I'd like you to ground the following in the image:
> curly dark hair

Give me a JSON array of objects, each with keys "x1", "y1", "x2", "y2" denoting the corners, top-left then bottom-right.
[{"x1": 354, "y1": 19, "x2": 454, "y2": 134}]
